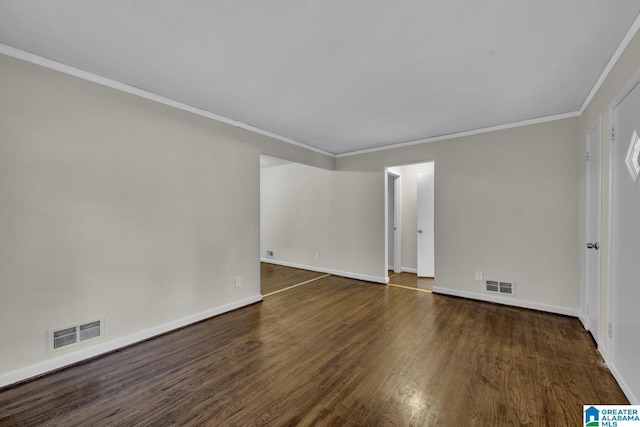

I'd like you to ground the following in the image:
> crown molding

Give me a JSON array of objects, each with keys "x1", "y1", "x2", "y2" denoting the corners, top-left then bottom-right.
[
  {"x1": 336, "y1": 111, "x2": 580, "y2": 157},
  {"x1": 0, "y1": 43, "x2": 335, "y2": 158},
  {"x1": 579, "y1": 12, "x2": 640, "y2": 114}
]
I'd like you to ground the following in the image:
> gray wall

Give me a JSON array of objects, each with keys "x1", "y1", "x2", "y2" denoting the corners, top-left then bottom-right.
[
  {"x1": 338, "y1": 118, "x2": 581, "y2": 314},
  {"x1": 0, "y1": 53, "x2": 334, "y2": 384},
  {"x1": 261, "y1": 162, "x2": 383, "y2": 282}
]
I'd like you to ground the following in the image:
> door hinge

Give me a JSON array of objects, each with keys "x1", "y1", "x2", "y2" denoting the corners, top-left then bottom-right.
[
  {"x1": 611, "y1": 125, "x2": 615, "y2": 142},
  {"x1": 586, "y1": 151, "x2": 590, "y2": 162},
  {"x1": 608, "y1": 322, "x2": 613, "y2": 338}
]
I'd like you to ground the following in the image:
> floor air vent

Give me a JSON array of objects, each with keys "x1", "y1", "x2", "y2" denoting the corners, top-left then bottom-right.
[
  {"x1": 50, "y1": 318, "x2": 104, "y2": 351},
  {"x1": 485, "y1": 281, "x2": 514, "y2": 295}
]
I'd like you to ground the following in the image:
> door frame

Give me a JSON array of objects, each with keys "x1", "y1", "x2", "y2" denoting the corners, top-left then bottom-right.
[
  {"x1": 607, "y1": 67, "x2": 640, "y2": 366},
  {"x1": 384, "y1": 162, "x2": 435, "y2": 282},
  {"x1": 582, "y1": 115, "x2": 601, "y2": 342},
  {"x1": 385, "y1": 170, "x2": 402, "y2": 277}
]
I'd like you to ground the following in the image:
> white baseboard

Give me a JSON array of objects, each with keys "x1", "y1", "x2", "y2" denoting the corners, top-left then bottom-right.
[
  {"x1": 608, "y1": 360, "x2": 639, "y2": 405},
  {"x1": 387, "y1": 266, "x2": 415, "y2": 274},
  {"x1": 261, "y1": 258, "x2": 387, "y2": 284},
  {"x1": 0, "y1": 294, "x2": 262, "y2": 388},
  {"x1": 598, "y1": 342, "x2": 609, "y2": 365},
  {"x1": 578, "y1": 311, "x2": 589, "y2": 330},
  {"x1": 432, "y1": 286, "x2": 578, "y2": 317}
]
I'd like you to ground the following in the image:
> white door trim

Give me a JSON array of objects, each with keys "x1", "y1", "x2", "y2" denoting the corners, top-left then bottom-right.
[
  {"x1": 384, "y1": 169, "x2": 402, "y2": 280},
  {"x1": 583, "y1": 115, "x2": 601, "y2": 342}
]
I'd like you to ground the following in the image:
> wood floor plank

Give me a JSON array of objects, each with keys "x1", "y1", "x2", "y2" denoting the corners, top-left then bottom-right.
[
  {"x1": 260, "y1": 262, "x2": 326, "y2": 295},
  {"x1": 0, "y1": 275, "x2": 628, "y2": 426},
  {"x1": 388, "y1": 272, "x2": 434, "y2": 291}
]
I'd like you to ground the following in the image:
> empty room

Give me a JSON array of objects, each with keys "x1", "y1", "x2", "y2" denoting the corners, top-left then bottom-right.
[{"x1": 1, "y1": 1, "x2": 640, "y2": 425}]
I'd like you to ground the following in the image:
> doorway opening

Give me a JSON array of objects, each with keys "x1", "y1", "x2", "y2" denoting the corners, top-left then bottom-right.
[
  {"x1": 259, "y1": 154, "x2": 330, "y2": 295},
  {"x1": 385, "y1": 161, "x2": 435, "y2": 291}
]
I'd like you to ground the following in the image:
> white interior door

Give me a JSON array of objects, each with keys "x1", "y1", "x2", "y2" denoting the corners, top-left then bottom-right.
[
  {"x1": 388, "y1": 174, "x2": 395, "y2": 270},
  {"x1": 393, "y1": 175, "x2": 401, "y2": 274},
  {"x1": 611, "y1": 77, "x2": 640, "y2": 399},
  {"x1": 585, "y1": 119, "x2": 601, "y2": 342},
  {"x1": 417, "y1": 171, "x2": 434, "y2": 277}
]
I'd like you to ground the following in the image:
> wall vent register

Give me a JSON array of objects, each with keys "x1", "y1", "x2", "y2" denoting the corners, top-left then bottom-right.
[
  {"x1": 50, "y1": 318, "x2": 104, "y2": 351},
  {"x1": 485, "y1": 281, "x2": 514, "y2": 295}
]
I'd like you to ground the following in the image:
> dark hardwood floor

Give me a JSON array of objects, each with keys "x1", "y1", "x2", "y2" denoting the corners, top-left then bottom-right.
[
  {"x1": 388, "y1": 271, "x2": 434, "y2": 291},
  {"x1": 261, "y1": 262, "x2": 327, "y2": 295},
  {"x1": 0, "y1": 274, "x2": 627, "y2": 426}
]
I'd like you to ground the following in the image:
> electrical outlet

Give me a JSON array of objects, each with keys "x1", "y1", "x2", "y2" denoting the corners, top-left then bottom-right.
[
  {"x1": 315, "y1": 252, "x2": 320, "y2": 260},
  {"x1": 234, "y1": 276, "x2": 241, "y2": 288},
  {"x1": 475, "y1": 271, "x2": 483, "y2": 281},
  {"x1": 266, "y1": 250, "x2": 274, "y2": 257}
]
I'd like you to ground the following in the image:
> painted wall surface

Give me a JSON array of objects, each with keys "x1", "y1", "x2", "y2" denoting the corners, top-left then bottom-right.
[
  {"x1": 261, "y1": 163, "x2": 332, "y2": 267},
  {"x1": 579, "y1": 26, "x2": 640, "y2": 403},
  {"x1": 387, "y1": 163, "x2": 434, "y2": 274},
  {"x1": 0, "y1": 53, "x2": 334, "y2": 384},
  {"x1": 338, "y1": 118, "x2": 581, "y2": 315},
  {"x1": 261, "y1": 163, "x2": 384, "y2": 282}
]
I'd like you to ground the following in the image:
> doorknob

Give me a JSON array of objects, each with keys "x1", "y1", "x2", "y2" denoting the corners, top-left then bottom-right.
[
  {"x1": 587, "y1": 242, "x2": 599, "y2": 250},
  {"x1": 418, "y1": 229, "x2": 423, "y2": 234}
]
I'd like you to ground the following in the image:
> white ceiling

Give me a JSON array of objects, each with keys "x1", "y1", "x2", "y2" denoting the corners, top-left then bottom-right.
[{"x1": 1, "y1": 1, "x2": 640, "y2": 155}]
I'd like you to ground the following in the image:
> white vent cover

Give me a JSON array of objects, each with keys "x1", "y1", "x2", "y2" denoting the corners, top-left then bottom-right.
[
  {"x1": 485, "y1": 281, "x2": 515, "y2": 295},
  {"x1": 49, "y1": 318, "x2": 104, "y2": 352},
  {"x1": 53, "y1": 326, "x2": 77, "y2": 349}
]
